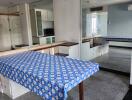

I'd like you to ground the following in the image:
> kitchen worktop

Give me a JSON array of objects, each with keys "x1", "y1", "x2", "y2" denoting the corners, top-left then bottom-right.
[
  {"x1": 0, "y1": 41, "x2": 79, "y2": 57},
  {"x1": 82, "y1": 38, "x2": 91, "y2": 43},
  {"x1": 82, "y1": 37, "x2": 108, "y2": 48},
  {"x1": 59, "y1": 42, "x2": 78, "y2": 47},
  {"x1": 0, "y1": 42, "x2": 64, "y2": 57},
  {"x1": 104, "y1": 37, "x2": 132, "y2": 42}
]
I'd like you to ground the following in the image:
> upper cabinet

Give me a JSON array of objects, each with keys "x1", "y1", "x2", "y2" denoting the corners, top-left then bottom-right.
[{"x1": 42, "y1": 9, "x2": 54, "y2": 21}]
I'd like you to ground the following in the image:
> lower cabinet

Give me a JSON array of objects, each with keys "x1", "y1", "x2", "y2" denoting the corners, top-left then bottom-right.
[
  {"x1": 81, "y1": 42, "x2": 109, "y2": 61},
  {"x1": 0, "y1": 75, "x2": 30, "y2": 99},
  {"x1": 33, "y1": 36, "x2": 55, "y2": 45},
  {"x1": 68, "y1": 45, "x2": 80, "y2": 59},
  {"x1": 58, "y1": 45, "x2": 80, "y2": 59}
]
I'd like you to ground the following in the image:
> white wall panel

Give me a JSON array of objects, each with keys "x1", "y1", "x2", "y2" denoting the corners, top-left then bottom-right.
[
  {"x1": 9, "y1": 16, "x2": 23, "y2": 47},
  {"x1": 53, "y1": 0, "x2": 81, "y2": 42},
  {"x1": 0, "y1": 15, "x2": 11, "y2": 51},
  {"x1": 19, "y1": 3, "x2": 32, "y2": 46}
]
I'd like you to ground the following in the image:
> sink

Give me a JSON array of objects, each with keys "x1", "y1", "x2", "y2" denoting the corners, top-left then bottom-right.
[{"x1": 90, "y1": 37, "x2": 107, "y2": 48}]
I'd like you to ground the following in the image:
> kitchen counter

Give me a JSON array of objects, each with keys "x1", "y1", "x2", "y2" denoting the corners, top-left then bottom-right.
[
  {"x1": 104, "y1": 37, "x2": 132, "y2": 42},
  {"x1": 0, "y1": 41, "x2": 79, "y2": 57},
  {"x1": 82, "y1": 37, "x2": 108, "y2": 48},
  {"x1": 0, "y1": 42, "x2": 65, "y2": 57},
  {"x1": 82, "y1": 39, "x2": 91, "y2": 43},
  {"x1": 59, "y1": 42, "x2": 78, "y2": 47}
]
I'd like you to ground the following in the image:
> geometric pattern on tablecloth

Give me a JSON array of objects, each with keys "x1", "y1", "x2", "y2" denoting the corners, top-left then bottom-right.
[{"x1": 0, "y1": 51, "x2": 99, "y2": 100}]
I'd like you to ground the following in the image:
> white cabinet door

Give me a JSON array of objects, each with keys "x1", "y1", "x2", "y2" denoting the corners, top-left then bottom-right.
[
  {"x1": 0, "y1": 75, "x2": 30, "y2": 99},
  {"x1": 47, "y1": 10, "x2": 54, "y2": 21},
  {"x1": 42, "y1": 10, "x2": 53, "y2": 21},
  {"x1": 0, "y1": 75, "x2": 11, "y2": 98},
  {"x1": 9, "y1": 16, "x2": 22, "y2": 47},
  {"x1": 50, "y1": 11, "x2": 54, "y2": 21},
  {"x1": 81, "y1": 42, "x2": 90, "y2": 61},
  {"x1": 39, "y1": 37, "x2": 46, "y2": 44},
  {"x1": 42, "y1": 10, "x2": 48, "y2": 21},
  {"x1": 69, "y1": 45, "x2": 80, "y2": 59},
  {"x1": 0, "y1": 15, "x2": 11, "y2": 51}
]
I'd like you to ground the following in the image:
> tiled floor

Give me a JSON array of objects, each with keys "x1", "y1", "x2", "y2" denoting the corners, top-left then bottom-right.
[
  {"x1": 0, "y1": 47, "x2": 131, "y2": 100},
  {"x1": 94, "y1": 47, "x2": 131, "y2": 73},
  {"x1": 0, "y1": 71, "x2": 129, "y2": 100}
]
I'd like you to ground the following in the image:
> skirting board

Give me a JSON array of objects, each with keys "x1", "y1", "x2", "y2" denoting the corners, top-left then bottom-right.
[{"x1": 100, "y1": 67, "x2": 130, "y2": 77}]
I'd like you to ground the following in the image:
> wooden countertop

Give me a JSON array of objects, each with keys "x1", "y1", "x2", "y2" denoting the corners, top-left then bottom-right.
[
  {"x1": 0, "y1": 41, "x2": 79, "y2": 57},
  {"x1": 0, "y1": 48, "x2": 29, "y2": 57},
  {"x1": 0, "y1": 42, "x2": 65, "y2": 57},
  {"x1": 30, "y1": 42, "x2": 66, "y2": 51}
]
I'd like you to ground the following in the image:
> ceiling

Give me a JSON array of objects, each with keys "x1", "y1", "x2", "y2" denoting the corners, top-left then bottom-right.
[
  {"x1": 0, "y1": 0, "x2": 42, "y2": 7},
  {"x1": 0, "y1": 0, "x2": 53, "y2": 10},
  {"x1": 0, "y1": 0, "x2": 131, "y2": 7},
  {"x1": 30, "y1": 0, "x2": 53, "y2": 9},
  {"x1": 82, "y1": 0, "x2": 132, "y2": 8}
]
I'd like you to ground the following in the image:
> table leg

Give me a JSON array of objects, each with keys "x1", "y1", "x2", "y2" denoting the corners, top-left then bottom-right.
[
  {"x1": 79, "y1": 82, "x2": 84, "y2": 100},
  {"x1": 0, "y1": 76, "x2": 3, "y2": 94}
]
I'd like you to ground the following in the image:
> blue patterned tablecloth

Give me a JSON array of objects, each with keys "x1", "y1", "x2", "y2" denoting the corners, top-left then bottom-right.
[{"x1": 0, "y1": 51, "x2": 99, "y2": 100}]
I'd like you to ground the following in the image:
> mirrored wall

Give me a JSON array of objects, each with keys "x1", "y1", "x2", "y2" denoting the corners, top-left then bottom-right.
[
  {"x1": 80, "y1": 0, "x2": 132, "y2": 73},
  {"x1": 30, "y1": 0, "x2": 54, "y2": 45},
  {"x1": 80, "y1": 0, "x2": 109, "y2": 61}
]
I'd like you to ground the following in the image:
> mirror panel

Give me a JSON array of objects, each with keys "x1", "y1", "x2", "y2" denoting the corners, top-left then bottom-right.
[
  {"x1": 30, "y1": 0, "x2": 54, "y2": 45},
  {"x1": 80, "y1": 0, "x2": 109, "y2": 61}
]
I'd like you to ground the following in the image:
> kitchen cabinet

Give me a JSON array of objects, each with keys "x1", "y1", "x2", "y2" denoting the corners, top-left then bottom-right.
[
  {"x1": 57, "y1": 42, "x2": 80, "y2": 59},
  {"x1": 42, "y1": 9, "x2": 54, "y2": 21},
  {"x1": 81, "y1": 41, "x2": 109, "y2": 60},
  {"x1": 33, "y1": 36, "x2": 55, "y2": 45},
  {"x1": 0, "y1": 15, "x2": 22, "y2": 51},
  {"x1": 0, "y1": 75, "x2": 29, "y2": 99}
]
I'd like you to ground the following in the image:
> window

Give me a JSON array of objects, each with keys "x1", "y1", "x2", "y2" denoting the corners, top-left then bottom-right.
[{"x1": 91, "y1": 13, "x2": 97, "y2": 34}]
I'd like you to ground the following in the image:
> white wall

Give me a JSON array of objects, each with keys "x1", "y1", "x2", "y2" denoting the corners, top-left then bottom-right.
[
  {"x1": 8, "y1": 6, "x2": 19, "y2": 13},
  {"x1": 19, "y1": 3, "x2": 32, "y2": 46},
  {"x1": 130, "y1": 52, "x2": 132, "y2": 85},
  {"x1": 108, "y1": 3, "x2": 132, "y2": 38},
  {"x1": 53, "y1": 0, "x2": 81, "y2": 42},
  {"x1": 0, "y1": 6, "x2": 8, "y2": 13}
]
